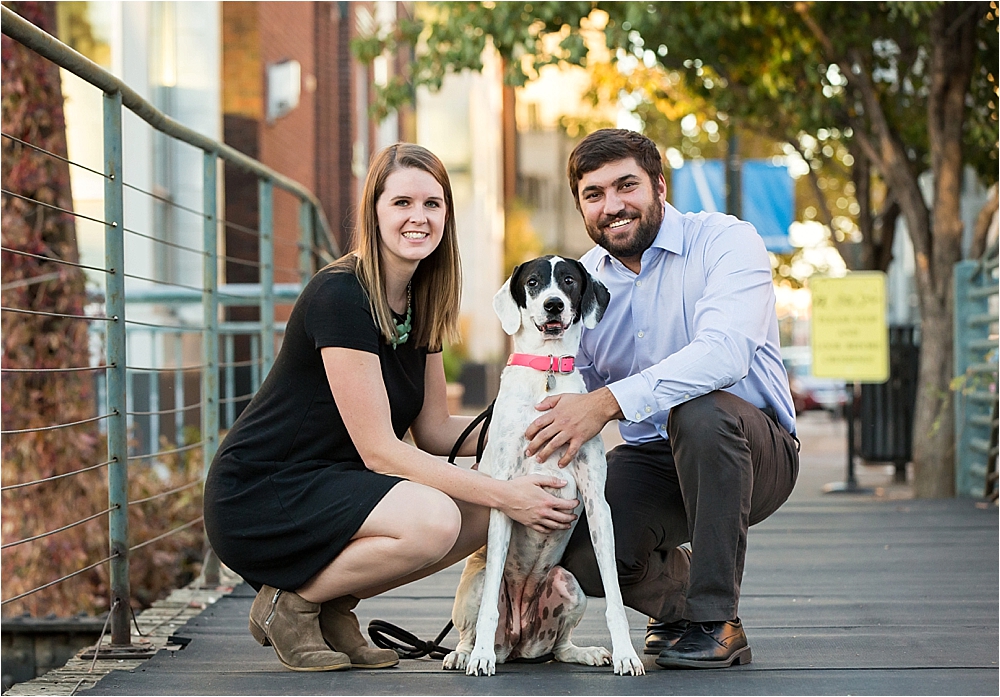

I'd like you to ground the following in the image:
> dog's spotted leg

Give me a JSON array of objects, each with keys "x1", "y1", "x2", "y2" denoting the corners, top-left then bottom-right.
[
  {"x1": 518, "y1": 565, "x2": 612, "y2": 667},
  {"x1": 466, "y1": 508, "x2": 514, "y2": 676},
  {"x1": 444, "y1": 549, "x2": 515, "y2": 671},
  {"x1": 443, "y1": 548, "x2": 485, "y2": 671},
  {"x1": 577, "y1": 445, "x2": 645, "y2": 676}
]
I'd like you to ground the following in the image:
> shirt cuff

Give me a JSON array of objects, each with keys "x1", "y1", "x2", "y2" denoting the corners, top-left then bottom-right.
[{"x1": 607, "y1": 373, "x2": 659, "y2": 423}]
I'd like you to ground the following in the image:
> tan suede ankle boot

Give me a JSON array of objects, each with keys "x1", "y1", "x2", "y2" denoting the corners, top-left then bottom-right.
[
  {"x1": 248, "y1": 585, "x2": 351, "y2": 671},
  {"x1": 319, "y1": 596, "x2": 399, "y2": 668}
]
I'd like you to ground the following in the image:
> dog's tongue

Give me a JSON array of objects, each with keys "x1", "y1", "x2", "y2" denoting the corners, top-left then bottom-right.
[{"x1": 543, "y1": 321, "x2": 563, "y2": 333}]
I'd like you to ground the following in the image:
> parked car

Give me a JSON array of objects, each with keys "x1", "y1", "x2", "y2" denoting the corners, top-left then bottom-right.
[{"x1": 781, "y1": 346, "x2": 848, "y2": 416}]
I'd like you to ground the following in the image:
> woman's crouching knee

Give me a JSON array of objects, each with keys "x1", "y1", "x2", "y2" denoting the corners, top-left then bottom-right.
[{"x1": 404, "y1": 487, "x2": 462, "y2": 565}]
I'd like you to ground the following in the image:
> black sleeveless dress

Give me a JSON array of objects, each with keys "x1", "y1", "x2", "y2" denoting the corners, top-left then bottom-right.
[{"x1": 204, "y1": 261, "x2": 427, "y2": 590}]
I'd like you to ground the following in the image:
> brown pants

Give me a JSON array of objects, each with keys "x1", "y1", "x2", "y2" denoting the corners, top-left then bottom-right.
[{"x1": 561, "y1": 391, "x2": 799, "y2": 623}]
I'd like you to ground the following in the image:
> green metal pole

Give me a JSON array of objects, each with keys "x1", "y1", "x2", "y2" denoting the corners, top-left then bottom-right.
[
  {"x1": 259, "y1": 179, "x2": 274, "y2": 376},
  {"x1": 299, "y1": 199, "x2": 313, "y2": 286},
  {"x1": 201, "y1": 152, "x2": 221, "y2": 585},
  {"x1": 103, "y1": 89, "x2": 131, "y2": 646}
]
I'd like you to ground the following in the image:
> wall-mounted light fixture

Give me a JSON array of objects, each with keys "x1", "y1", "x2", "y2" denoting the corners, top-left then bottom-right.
[{"x1": 266, "y1": 59, "x2": 301, "y2": 123}]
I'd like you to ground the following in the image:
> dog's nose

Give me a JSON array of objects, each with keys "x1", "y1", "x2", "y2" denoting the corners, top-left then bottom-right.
[{"x1": 543, "y1": 297, "x2": 564, "y2": 315}]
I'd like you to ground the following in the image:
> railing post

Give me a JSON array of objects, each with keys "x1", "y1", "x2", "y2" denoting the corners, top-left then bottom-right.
[
  {"x1": 201, "y1": 152, "x2": 221, "y2": 585},
  {"x1": 259, "y1": 179, "x2": 274, "y2": 375},
  {"x1": 103, "y1": 89, "x2": 131, "y2": 647},
  {"x1": 299, "y1": 200, "x2": 313, "y2": 286}
]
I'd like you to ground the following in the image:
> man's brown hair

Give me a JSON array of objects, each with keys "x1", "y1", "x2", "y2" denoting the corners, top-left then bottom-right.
[{"x1": 567, "y1": 129, "x2": 663, "y2": 210}]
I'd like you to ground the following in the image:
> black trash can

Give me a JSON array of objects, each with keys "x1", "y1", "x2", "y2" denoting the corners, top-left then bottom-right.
[{"x1": 858, "y1": 325, "x2": 920, "y2": 481}]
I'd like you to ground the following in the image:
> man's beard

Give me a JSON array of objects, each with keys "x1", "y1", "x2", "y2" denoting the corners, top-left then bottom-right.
[{"x1": 586, "y1": 198, "x2": 663, "y2": 260}]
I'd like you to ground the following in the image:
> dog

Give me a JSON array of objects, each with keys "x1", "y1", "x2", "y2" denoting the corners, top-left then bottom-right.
[{"x1": 442, "y1": 255, "x2": 644, "y2": 677}]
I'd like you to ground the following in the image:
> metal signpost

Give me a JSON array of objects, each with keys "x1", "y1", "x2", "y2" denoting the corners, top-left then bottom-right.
[{"x1": 810, "y1": 273, "x2": 890, "y2": 494}]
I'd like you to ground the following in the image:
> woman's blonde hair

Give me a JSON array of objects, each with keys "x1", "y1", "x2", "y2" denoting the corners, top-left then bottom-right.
[{"x1": 339, "y1": 143, "x2": 462, "y2": 351}]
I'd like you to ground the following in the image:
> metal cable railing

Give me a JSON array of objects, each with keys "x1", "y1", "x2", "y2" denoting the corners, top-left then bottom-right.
[{"x1": 1, "y1": 5, "x2": 341, "y2": 644}]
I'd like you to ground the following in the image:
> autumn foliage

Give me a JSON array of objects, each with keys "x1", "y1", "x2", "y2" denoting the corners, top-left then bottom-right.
[{"x1": 2, "y1": 1, "x2": 203, "y2": 618}]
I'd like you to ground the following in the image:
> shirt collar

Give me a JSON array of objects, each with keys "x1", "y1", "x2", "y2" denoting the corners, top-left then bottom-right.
[
  {"x1": 594, "y1": 201, "x2": 685, "y2": 272},
  {"x1": 654, "y1": 201, "x2": 685, "y2": 255}
]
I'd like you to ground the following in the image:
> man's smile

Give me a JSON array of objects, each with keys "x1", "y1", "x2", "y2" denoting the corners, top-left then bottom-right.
[{"x1": 606, "y1": 217, "x2": 635, "y2": 230}]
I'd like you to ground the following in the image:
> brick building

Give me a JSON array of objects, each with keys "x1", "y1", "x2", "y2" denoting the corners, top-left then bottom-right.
[{"x1": 221, "y1": 1, "x2": 415, "y2": 284}]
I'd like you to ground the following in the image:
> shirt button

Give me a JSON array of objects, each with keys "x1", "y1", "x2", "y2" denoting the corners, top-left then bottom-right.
[
  {"x1": 645, "y1": 406, "x2": 652, "y2": 413},
  {"x1": 635, "y1": 280, "x2": 642, "y2": 287},
  {"x1": 684, "y1": 393, "x2": 691, "y2": 399},
  {"x1": 634, "y1": 412, "x2": 641, "y2": 420},
  {"x1": 637, "y1": 330, "x2": 644, "y2": 338}
]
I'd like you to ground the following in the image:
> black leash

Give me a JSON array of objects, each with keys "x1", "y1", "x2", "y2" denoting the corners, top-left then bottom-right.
[
  {"x1": 447, "y1": 401, "x2": 493, "y2": 465},
  {"x1": 367, "y1": 401, "x2": 494, "y2": 659},
  {"x1": 368, "y1": 618, "x2": 456, "y2": 660}
]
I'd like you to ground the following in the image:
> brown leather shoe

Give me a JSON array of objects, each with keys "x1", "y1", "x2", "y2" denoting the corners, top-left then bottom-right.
[
  {"x1": 644, "y1": 617, "x2": 690, "y2": 654},
  {"x1": 248, "y1": 585, "x2": 351, "y2": 672},
  {"x1": 319, "y1": 596, "x2": 399, "y2": 669},
  {"x1": 654, "y1": 618, "x2": 752, "y2": 669}
]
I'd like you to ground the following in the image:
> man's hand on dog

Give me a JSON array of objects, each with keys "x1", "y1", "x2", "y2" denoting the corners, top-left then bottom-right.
[
  {"x1": 525, "y1": 388, "x2": 623, "y2": 466},
  {"x1": 501, "y1": 475, "x2": 579, "y2": 533}
]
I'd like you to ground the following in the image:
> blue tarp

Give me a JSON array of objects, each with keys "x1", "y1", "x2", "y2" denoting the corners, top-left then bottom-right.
[{"x1": 671, "y1": 159, "x2": 794, "y2": 253}]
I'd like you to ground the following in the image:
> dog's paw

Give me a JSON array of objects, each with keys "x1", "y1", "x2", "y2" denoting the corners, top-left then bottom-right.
[
  {"x1": 613, "y1": 651, "x2": 645, "y2": 676},
  {"x1": 554, "y1": 644, "x2": 612, "y2": 667},
  {"x1": 442, "y1": 651, "x2": 468, "y2": 671},
  {"x1": 465, "y1": 647, "x2": 496, "y2": 676}
]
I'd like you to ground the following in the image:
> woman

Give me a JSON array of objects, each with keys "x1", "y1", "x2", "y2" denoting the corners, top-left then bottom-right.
[{"x1": 204, "y1": 143, "x2": 579, "y2": 672}]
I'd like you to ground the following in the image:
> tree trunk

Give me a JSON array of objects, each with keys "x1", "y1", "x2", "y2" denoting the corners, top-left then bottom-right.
[
  {"x1": 910, "y1": 3, "x2": 978, "y2": 498},
  {"x1": 911, "y1": 295, "x2": 957, "y2": 497}
]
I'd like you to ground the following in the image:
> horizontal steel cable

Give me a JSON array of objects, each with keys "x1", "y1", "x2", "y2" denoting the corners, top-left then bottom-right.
[
  {"x1": 126, "y1": 441, "x2": 203, "y2": 462},
  {"x1": 1, "y1": 132, "x2": 109, "y2": 179},
  {"x1": 129, "y1": 517, "x2": 203, "y2": 553},
  {"x1": 218, "y1": 358, "x2": 261, "y2": 369},
  {"x1": 220, "y1": 254, "x2": 262, "y2": 268},
  {"x1": 1, "y1": 188, "x2": 113, "y2": 227},
  {"x1": 1, "y1": 410, "x2": 115, "y2": 435},
  {"x1": 219, "y1": 393, "x2": 255, "y2": 405},
  {"x1": 122, "y1": 271, "x2": 245, "y2": 302},
  {"x1": 273, "y1": 265, "x2": 303, "y2": 277},
  {"x1": 1, "y1": 364, "x2": 111, "y2": 374},
  {"x1": 123, "y1": 227, "x2": 207, "y2": 257},
  {"x1": 122, "y1": 317, "x2": 206, "y2": 331},
  {"x1": 0, "y1": 459, "x2": 115, "y2": 492},
  {"x1": 1, "y1": 245, "x2": 112, "y2": 274},
  {"x1": 1, "y1": 270, "x2": 61, "y2": 291},
  {"x1": 129, "y1": 479, "x2": 202, "y2": 506},
  {"x1": 0, "y1": 306, "x2": 115, "y2": 321},
  {"x1": 122, "y1": 181, "x2": 210, "y2": 220},
  {"x1": 271, "y1": 237, "x2": 302, "y2": 252},
  {"x1": 0, "y1": 552, "x2": 119, "y2": 606},
  {"x1": 0, "y1": 505, "x2": 116, "y2": 550},
  {"x1": 220, "y1": 218, "x2": 260, "y2": 238},
  {"x1": 127, "y1": 402, "x2": 199, "y2": 417},
  {"x1": 125, "y1": 363, "x2": 205, "y2": 373}
]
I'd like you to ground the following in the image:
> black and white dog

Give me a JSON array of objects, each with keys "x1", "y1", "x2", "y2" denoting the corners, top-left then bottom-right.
[{"x1": 443, "y1": 256, "x2": 644, "y2": 677}]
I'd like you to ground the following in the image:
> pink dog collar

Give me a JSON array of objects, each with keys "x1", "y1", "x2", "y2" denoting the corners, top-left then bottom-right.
[{"x1": 506, "y1": 353, "x2": 575, "y2": 373}]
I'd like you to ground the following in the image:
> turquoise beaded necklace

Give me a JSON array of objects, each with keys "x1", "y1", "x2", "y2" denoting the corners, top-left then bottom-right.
[{"x1": 389, "y1": 284, "x2": 412, "y2": 349}]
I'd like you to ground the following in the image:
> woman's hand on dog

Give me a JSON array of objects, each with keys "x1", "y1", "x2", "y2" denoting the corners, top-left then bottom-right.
[
  {"x1": 525, "y1": 389, "x2": 623, "y2": 466},
  {"x1": 500, "y1": 475, "x2": 579, "y2": 533}
]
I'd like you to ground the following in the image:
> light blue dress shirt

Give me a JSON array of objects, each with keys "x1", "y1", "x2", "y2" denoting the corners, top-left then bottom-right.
[{"x1": 578, "y1": 201, "x2": 796, "y2": 445}]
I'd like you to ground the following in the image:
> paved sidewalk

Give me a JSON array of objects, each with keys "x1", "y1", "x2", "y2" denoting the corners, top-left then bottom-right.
[{"x1": 22, "y1": 414, "x2": 1000, "y2": 695}]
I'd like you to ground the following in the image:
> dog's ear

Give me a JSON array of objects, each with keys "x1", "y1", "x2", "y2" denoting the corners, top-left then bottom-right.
[
  {"x1": 580, "y1": 266, "x2": 611, "y2": 329},
  {"x1": 493, "y1": 264, "x2": 523, "y2": 335}
]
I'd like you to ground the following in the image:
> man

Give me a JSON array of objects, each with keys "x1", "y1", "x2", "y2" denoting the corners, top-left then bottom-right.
[{"x1": 524, "y1": 129, "x2": 799, "y2": 669}]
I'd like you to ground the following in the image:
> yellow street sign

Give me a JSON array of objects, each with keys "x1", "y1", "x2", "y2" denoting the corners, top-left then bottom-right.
[{"x1": 809, "y1": 273, "x2": 889, "y2": 383}]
